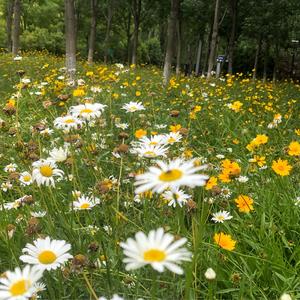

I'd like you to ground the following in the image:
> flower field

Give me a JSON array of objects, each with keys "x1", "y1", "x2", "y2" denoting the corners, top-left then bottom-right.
[{"x1": 0, "y1": 52, "x2": 299, "y2": 299}]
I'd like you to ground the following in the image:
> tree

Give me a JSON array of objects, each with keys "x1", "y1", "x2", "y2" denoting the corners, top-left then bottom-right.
[
  {"x1": 65, "y1": 0, "x2": 77, "y2": 80},
  {"x1": 5, "y1": 0, "x2": 14, "y2": 52},
  {"x1": 163, "y1": 0, "x2": 180, "y2": 86},
  {"x1": 131, "y1": 0, "x2": 141, "y2": 65},
  {"x1": 12, "y1": 0, "x2": 21, "y2": 56},
  {"x1": 87, "y1": 0, "x2": 97, "y2": 64},
  {"x1": 227, "y1": 0, "x2": 237, "y2": 74},
  {"x1": 207, "y1": 0, "x2": 220, "y2": 79}
]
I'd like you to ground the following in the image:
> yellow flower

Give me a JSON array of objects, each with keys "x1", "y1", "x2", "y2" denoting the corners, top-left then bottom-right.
[
  {"x1": 73, "y1": 88, "x2": 85, "y2": 97},
  {"x1": 254, "y1": 134, "x2": 268, "y2": 145},
  {"x1": 235, "y1": 195, "x2": 254, "y2": 213},
  {"x1": 205, "y1": 176, "x2": 218, "y2": 190},
  {"x1": 218, "y1": 171, "x2": 231, "y2": 183},
  {"x1": 249, "y1": 155, "x2": 266, "y2": 167},
  {"x1": 214, "y1": 232, "x2": 236, "y2": 251},
  {"x1": 135, "y1": 91, "x2": 141, "y2": 97},
  {"x1": 229, "y1": 101, "x2": 243, "y2": 112},
  {"x1": 112, "y1": 93, "x2": 119, "y2": 99},
  {"x1": 272, "y1": 159, "x2": 292, "y2": 176},
  {"x1": 170, "y1": 124, "x2": 181, "y2": 133},
  {"x1": 86, "y1": 71, "x2": 94, "y2": 77},
  {"x1": 295, "y1": 129, "x2": 300, "y2": 136},
  {"x1": 135, "y1": 129, "x2": 147, "y2": 139},
  {"x1": 288, "y1": 141, "x2": 300, "y2": 156}
]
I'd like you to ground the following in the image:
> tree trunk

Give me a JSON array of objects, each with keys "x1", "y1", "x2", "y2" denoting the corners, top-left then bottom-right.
[
  {"x1": 126, "y1": 9, "x2": 132, "y2": 64},
  {"x1": 175, "y1": 18, "x2": 181, "y2": 76},
  {"x1": 104, "y1": 0, "x2": 113, "y2": 64},
  {"x1": 202, "y1": 23, "x2": 212, "y2": 76},
  {"x1": 272, "y1": 44, "x2": 279, "y2": 84},
  {"x1": 131, "y1": 0, "x2": 141, "y2": 65},
  {"x1": 163, "y1": 0, "x2": 180, "y2": 86},
  {"x1": 207, "y1": 0, "x2": 220, "y2": 80},
  {"x1": 227, "y1": 0, "x2": 237, "y2": 74},
  {"x1": 12, "y1": 0, "x2": 21, "y2": 56},
  {"x1": 88, "y1": 0, "x2": 97, "y2": 64},
  {"x1": 6, "y1": 0, "x2": 14, "y2": 52},
  {"x1": 252, "y1": 37, "x2": 261, "y2": 80},
  {"x1": 65, "y1": 0, "x2": 77, "y2": 81},
  {"x1": 263, "y1": 41, "x2": 269, "y2": 83},
  {"x1": 195, "y1": 38, "x2": 202, "y2": 76}
]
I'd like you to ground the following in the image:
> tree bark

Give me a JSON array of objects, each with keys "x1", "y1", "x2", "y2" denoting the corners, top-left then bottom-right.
[
  {"x1": 126, "y1": 9, "x2": 132, "y2": 64},
  {"x1": 252, "y1": 37, "x2": 261, "y2": 80},
  {"x1": 263, "y1": 41, "x2": 269, "y2": 83},
  {"x1": 104, "y1": 0, "x2": 114, "y2": 64},
  {"x1": 131, "y1": 0, "x2": 141, "y2": 65},
  {"x1": 227, "y1": 0, "x2": 237, "y2": 74},
  {"x1": 6, "y1": 0, "x2": 14, "y2": 52},
  {"x1": 195, "y1": 38, "x2": 202, "y2": 76},
  {"x1": 12, "y1": 0, "x2": 21, "y2": 56},
  {"x1": 175, "y1": 18, "x2": 181, "y2": 76},
  {"x1": 163, "y1": 0, "x2": 180, "y2": 86},
  {"x1": 207, "y1": 0, "x2": 220, "y2": 80},
  {"x1": 88, "y1": 0, "x2": 97, "y2": 64},
  {"x1": 65, "y1": 0, "x2": 77, "y2": 81}
]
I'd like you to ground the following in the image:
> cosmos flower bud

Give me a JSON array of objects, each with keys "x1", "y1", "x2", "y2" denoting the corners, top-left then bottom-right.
[{"x1": 204, "y1": 268, "x2": 216, "y2": 280}]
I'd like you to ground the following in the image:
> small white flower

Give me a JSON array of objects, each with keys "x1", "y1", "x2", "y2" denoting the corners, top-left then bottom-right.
[
  {"x1": 72, "y1": 195, "x2": 100, "y2": 210},
  {"x1": 30, "y1": 211, "x2": 47, "y2": 218},
  {"x1": 204, "y1": 268, "x2": 216, "y2": 280},
  {"x1": 122, "y1": 101, "x2": 145, "y2": 113},
  {"x1": 49, "y1": 147, "x2": 68, "y2": 162},
  {"x1": 162, "y1": 188, "x2": 191, "y2": 208},
  {"x1": 211, "y1": 211, "x2": 233, "y2": 223},
  {"x1": 280, "y1": 293, "x2": 293, "y2": 300},
  {"x1": 4, "y1": 163, "x2": 17, "y2": 173},
  {"x1": 236, "y1": 176, "x2": 249, "y2": 183}
]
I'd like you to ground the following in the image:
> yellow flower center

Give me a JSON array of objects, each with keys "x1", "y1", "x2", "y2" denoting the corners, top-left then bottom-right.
[
  {"x1": 38, "y1": 250, "x2": 57, "y2": 264},
  {"x1": 168, "y1": 137, "x2": 176, "y2": 143},
  {"x1": 80, "y1": 203, "x2": 90, "y2": 209},
  {"x1": 144, "y1": 151, "x2": 156, "y2": 157},
  {"x1": 64, "y1": 118, "x2": 75, "y2": 124},
  {"x1": 143, "y1": 249, "x2": 166, "y2": 262},
  {"x1": 159, "y1": 169, "x2": 183, "y2": 182},
  {"x1": 217, "y1": 216, "x2": 225, "y2": 221},
  {"x1": 39, "y1": 165, "x2": 53, "y2": 177},
  {"x1": 10, "y1": 279, "x2": 30, "y2": 296},
  {"x1": 149, "y1": 141, "x2": 158, "y2": 145},
  {"x1": 80, "y1": 108, "x2": 93, "y2": 114},
  {"x1": 23, "y1": 175, "x2": 31, "y2": 182}
]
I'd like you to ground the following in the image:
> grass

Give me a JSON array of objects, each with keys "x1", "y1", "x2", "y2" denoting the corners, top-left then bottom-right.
[{"x1": 0, "y1": 51, "x2": 299, "y2": 299}]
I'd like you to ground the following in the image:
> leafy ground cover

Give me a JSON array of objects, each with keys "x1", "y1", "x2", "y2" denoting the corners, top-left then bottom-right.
[{"x1": 0, "y1": 52, "x2": 299, "y2": 300}]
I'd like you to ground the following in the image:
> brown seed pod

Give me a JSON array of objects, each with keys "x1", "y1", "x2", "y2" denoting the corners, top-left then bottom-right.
[{"x1": 170, "y1": 110, "x2": 180, "y2": 117}]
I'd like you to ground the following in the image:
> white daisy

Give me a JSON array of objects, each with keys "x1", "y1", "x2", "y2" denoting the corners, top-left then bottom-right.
[
  {"x1": 4, "y1": 163, "x2": 17, "y2": 173},
  {"x1": 54, "y1": 115, "x2": 83, "y2": 131},
  {"x1": 0, "y1": 265, "x2": 43, "y2": 300},
  {"x1": 162, "y1": 132, "x2": 182, "y2": 145},
  {"x1": 69, "y1": 103, "x2": 106, "y2": 120},
  {"x1": 122, "y1": 101, "x2": 145, "y2": 113},
  {"x1": 98, "y1": 295, "x2": 124, "y2": 300},
  {"x1": 134, "y1": 158, "x2": 208, "y2": 194},
  {"x1": 32, "y1": 159, "x2": 64, "y2": 187},
  {"x1": 49, "y1": 147, "x2": 68, "y2": 162},
  {"x1": 131, "y1": 144, "x2": 168, "y2": 158},
  {"x1": 40, "y1": 128, "x2": 53, "y2": 136},
  {"x1": 211, "y1": 210, "x2": 233, "y2": 223},
  {"x1": 120, "y1": 227, "x2": 191, "y2": 274},
  {"x1": 115, "y1": 123, "x2": 129, "y2": 130},
  {"x1": 19, "y1": 172, "x2": 33, "y2": 186},
  {"x1": 139, "y1": 135, "x2": 165, "y2": 146},
  {"x1": 20, "y1": 236, "x2": 73, "y2": 271},
  {"x1": 30, "y1": 211, "x2": 47, "y2": 218},
  {"x1": 162, "y1": 188, "x2": 191, "y2": 207},
  {"x1": 72, "y1": 195, "x2": 100, "y2": 210}
]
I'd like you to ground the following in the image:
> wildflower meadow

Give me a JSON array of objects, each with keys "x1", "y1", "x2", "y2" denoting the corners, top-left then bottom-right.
[{"x1": 0, "y1": 52, "x2": 299, "y2": 299}]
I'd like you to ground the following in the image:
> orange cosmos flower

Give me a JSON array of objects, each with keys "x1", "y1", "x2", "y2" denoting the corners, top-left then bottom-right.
[
  {"x1": 272, "y1": 159, "x2": 292, "y2": 176},
  {"x1": 214, "y1": 232, "x2": 236, "y2": 251},
  {"x1": 235, "y1": 195, "x2": 254, "y2": 213}
]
